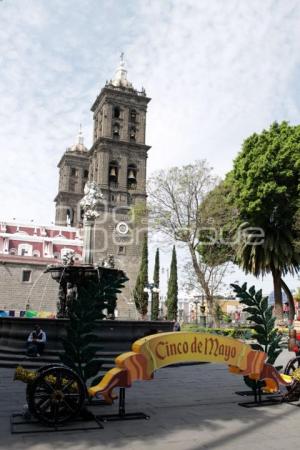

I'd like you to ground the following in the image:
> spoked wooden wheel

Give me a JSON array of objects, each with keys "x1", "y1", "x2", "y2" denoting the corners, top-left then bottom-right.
[
  {"x1": 284, "y1": 357, "x2": 300, "y2": 376},
  {"x1": 26, "y1": 366, "x2": 86, "y2": 426}
]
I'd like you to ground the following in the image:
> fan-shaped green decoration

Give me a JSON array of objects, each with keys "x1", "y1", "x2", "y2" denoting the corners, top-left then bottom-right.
[
  {"x1": 231, "y1": 283, "x2": 283, "y2": 390},
  {"x1": 60, "y1": 274, "x2": 128, "y2": 386}
]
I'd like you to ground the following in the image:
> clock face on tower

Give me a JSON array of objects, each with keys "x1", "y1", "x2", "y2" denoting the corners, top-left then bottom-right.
[{"x1": 116, "y1": 222, "x2": 129, "y2": 235}]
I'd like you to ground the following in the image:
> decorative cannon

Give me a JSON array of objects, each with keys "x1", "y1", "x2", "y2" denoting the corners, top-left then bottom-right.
[
  {"x1": 14, "y1": 347, "x2": 151, "y2": 427},
  {"x1": 15, "y1": 365, "x2": 87, "y2": 426}
]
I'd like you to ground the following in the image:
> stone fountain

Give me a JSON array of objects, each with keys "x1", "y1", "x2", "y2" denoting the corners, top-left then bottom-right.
[{"x1": 45, "y1": 181, "x2": 126, "y2": 319}]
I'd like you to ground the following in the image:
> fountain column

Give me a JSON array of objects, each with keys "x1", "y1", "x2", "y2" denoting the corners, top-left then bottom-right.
[
  {"x1": 80, "y1": 181, "x2": 103, "y2": 264},
  {"x1": 83, "y1": 219, "x2": 93, "y2": 264}
]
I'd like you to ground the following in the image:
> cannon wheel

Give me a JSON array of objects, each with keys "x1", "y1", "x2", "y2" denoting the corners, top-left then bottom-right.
[
  {"x1": 35, "y1": 363, "x2": 66, "y2": 374},
  {"x1": 284, "y1": 356, "x2": 300, "y2": 376},
  {"x1": 27, "y1": 365, "x2": 86, "y2": 426}
]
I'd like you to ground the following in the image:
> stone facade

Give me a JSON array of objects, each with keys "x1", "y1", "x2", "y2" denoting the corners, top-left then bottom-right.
[
  {"x1": 0, "y1": 260, "x2": 59, "y2": 312},
  {"x1": 54, "y1": 128, "x2": 89, "y2": 228},
  {"x1": 89, "y1": 71, "x2": 151, "y2": 315}
]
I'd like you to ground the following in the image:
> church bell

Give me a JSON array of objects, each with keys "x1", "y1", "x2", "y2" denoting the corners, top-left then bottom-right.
[
  {"x1": 128, "y1": 169, "x2": 136, "y2": 181},
  {"x1": 109, "y1": 167, "x2": 117, "y2": 178}
]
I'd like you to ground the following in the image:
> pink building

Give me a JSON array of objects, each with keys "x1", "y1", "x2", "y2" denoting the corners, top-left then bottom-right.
[
  {"x1": 0, "y1": 221, "x2": 83, "y2": 262},
  {"x1": 0, "y1": 221, "x2": 83, "y2": 312}
]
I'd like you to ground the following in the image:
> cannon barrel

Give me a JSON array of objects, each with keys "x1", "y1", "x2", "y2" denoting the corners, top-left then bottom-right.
[{"x1": 14, "y1": 366, "x2": 37, "y2": 383}]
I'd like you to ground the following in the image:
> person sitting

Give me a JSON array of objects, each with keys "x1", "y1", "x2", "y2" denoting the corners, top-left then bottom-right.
[
  {"x1": 173, "y1": 320, "x2": 181, "y2": 331},
  {"x1": 26, "y1": 325, "x2": 47, "y2": 357}
]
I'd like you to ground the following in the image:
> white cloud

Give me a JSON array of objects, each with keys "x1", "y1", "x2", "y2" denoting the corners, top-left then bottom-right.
[{"x1": 125, "y1": 0, "x2": 300, "y2": 175}]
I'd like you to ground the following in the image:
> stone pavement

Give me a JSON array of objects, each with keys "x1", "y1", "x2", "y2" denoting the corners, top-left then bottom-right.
[{"x1": 0, "y1": 349, "x2": 299, "y2": 450}]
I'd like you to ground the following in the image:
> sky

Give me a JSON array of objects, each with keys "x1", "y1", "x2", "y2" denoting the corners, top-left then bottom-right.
[{"x1": 0, "y1": 0, "x2": 300, "y2": 296}]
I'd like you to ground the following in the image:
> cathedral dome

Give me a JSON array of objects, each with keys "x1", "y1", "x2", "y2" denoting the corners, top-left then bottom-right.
[
  {"x1": 69, "y1": 126, "x2": 88, "y2": 153},
  {"x1": 111, "y1": 53, "x2": 134, "y2": 89}
]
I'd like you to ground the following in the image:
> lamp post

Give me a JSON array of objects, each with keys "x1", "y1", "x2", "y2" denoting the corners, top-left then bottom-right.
[
  {"x1": 144, "y1": 283, "x2": 160, "y2": 320},
  {"x1": 193, "y1": 299, "x2": 200, "y2": 324},
  {"x1": 194, "y1": 294, "x2": 206, "y2": 327}
]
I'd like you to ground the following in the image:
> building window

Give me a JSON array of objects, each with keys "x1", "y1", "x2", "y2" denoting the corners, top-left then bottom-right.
[
  {"x1": 18, "y1": 243, "x2": 33, "y2": 257},
  {"x1": 84, "y1": 170, "x2": 89, "y2": 178},
  {"x1": 130, "y1": 109, "x2": 137, "y2": 122},
  {"x1": 61, "y1": 248, "x2": 73, "y2": 259},
  {"x1": 71, "y1": 168, "x2": 78, "y2": 177},
  {"x1": 127, "y1": 193, "x2": 135, "y2": 204},
  {"x1": 118, "y1": 246, "x2": 126, "y2": 255},
  {"x1": 66, "y1": 208, "x2": 74, "y2": 226},
  {"x1": 69, "y1": 181, "x2": 76, "y2": 192},
  {"x1": 113, "y1": 122, "x2": 120, "y2": 138},
  {"x1": 113, "y1": 106, "x2": 120, "y2": 118},
  {"x1": 22, "y1": 270, "x2": 32, "y2": 283},
  {"x1": 129, "y1": 126, "x2": 136, "y2": 141}
]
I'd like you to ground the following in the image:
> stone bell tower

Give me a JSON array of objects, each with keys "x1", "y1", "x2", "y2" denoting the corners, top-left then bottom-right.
[
  {"x1": 54, "y1": 127, "x2": 89, "y2": 228},
  {"x1": 89, "y1": 55, "x2": 151, "y2": 316}
]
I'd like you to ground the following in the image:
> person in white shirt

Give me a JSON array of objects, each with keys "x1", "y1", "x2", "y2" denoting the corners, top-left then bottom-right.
[{"x1": 27, "y1": 324, "x2": 47, "y2": 357}]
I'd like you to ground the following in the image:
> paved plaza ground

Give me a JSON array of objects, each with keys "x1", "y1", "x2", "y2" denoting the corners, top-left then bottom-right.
[{"x1": 0, "y1": 349, "x2": 299, "y2": 450}]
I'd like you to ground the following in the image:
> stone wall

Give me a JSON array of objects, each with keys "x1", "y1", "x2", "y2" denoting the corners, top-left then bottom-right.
[{"x1": 0, "y1": 262, "x2": 58, "y2": 312}]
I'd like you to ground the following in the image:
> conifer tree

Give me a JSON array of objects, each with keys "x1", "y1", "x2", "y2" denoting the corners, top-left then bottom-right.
[
  {"x1": 152, "y1": 248, "x2": 160, "y2": 320},
  {"x1": 167, "y1": 246, "x2": 178, "y2": 320},
  {"x1": 133, "y1": 234, "x2": 149, "y2": 317}
]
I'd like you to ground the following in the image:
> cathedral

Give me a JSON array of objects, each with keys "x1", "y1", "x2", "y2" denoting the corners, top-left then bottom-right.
[{"x1": 0, "y1": 57, "x2": 150, "y2": 318}]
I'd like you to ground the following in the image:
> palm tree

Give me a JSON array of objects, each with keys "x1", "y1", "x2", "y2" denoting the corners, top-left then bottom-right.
[{"x1": 237, "y1": 224, "x2": 300, "y2": 321}]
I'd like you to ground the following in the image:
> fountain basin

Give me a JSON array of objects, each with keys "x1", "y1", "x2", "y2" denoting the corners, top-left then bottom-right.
[
  {"x1": 0, "y1": 317, "x2": 173, "y2": 354},
  {"x1": 45, "y1": 263, "x2": 128, "y2": 318}
]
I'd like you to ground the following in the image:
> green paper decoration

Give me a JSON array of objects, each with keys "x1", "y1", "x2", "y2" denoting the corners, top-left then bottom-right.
[{"x1": 231, "y1": 282, "x2": 283, "y2": 391}]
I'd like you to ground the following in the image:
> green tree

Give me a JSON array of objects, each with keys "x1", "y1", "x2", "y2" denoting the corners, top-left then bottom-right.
[
  {"x1": 148, "y1": 160, "x2": 231, "y2": 321},
  {"x1": 201, "y1": 122, "x2": 300, "y2": 321},
  {"x1": 133, "y1": 234, "x2": 149, "y2": 318},
  {"x1": 214, "y1": 302, "x2": 225, "y2": 327},
  {"x1": 230, "y1": 122, "x2": 300, "y2": 320},
  {"x1": 197, "y1": 179, "x2": 238, "y2": 265},
  {"x1": 152, "y1": 248, "x2": 160, "y2": 320},
  {"x1": 167, "y1": 246, "x2": 178, "y2": 320}
]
